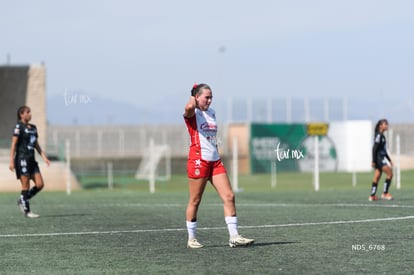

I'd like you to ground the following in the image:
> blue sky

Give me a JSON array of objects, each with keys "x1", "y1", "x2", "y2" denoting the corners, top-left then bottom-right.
[{"x1": 1, "y1": 0, "x2": 413, "y2": 124}]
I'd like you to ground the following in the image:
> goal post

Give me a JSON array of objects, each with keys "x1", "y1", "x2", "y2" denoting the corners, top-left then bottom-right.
[
  {"x1": 231, "y1": 136, "x2": 242, "y2": 192},
  {"x1": 395, "y1": 134, "x2": 401, "y2": 190},
  {"x1": 135, "y1": 139, "x2": 171, "y2": 193}
]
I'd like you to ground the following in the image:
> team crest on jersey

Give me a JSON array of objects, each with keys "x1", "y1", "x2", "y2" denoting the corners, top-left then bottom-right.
[
  {"x1": 194, "y1": 169, "x2": 200, "y2": 176},
  {"x1": 14, "y1": 124, "x2": 20, "y2": 135}
]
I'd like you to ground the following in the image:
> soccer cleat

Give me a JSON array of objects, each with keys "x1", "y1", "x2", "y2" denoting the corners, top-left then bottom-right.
[
  {"x1": 25, "y1": 212, "x2": 40, "y2": 219},
  {"x1": 229, "y1": 235, "x2": 255, "y2": 248},
  {"x1": 17, "y1": 199, "x2": 25, "y2": 214},
  {"x1": 187, "y1": 238, "x2": 203, "y2": 249},
  {"x1": 381, "y1": 193, "x2": 393, "y2": 200},
  {"x1": 368, "y1": 195, "x2": 379, "y2": 201}
]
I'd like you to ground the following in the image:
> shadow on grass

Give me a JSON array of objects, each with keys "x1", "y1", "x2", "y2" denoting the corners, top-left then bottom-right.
[
  {"x1": 207, "y1": 241, "x2": 300, "y2": 248},
  {"x1": 41, "y1": 213, "x2": 89, "y2": 218},
  {"x1": 253, "y1": 241, "x2": 301, "y2": 247}
]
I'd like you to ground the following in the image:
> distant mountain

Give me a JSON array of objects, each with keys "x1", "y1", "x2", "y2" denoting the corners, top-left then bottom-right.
[
  {"x1": 47, "y1": 93, "x2": 183, "y2": 125},
  {"x1": 47, "y1": 93, "x2": 414, "y2": 125},
  {"x1": 47, "y1": 93, "x2": 146, "y2": 125}
]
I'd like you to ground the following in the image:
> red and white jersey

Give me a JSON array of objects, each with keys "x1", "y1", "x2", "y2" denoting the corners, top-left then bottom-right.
[{"x1": 184, "y1": 108, "x2": 220, "y2": 161}]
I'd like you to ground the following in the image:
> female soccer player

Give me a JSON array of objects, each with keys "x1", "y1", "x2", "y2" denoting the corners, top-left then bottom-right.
[
  {"x1": 369, "y1": 119, "x2": 393, "y2": 201},
  {"x1": 9, "y1": 106, "x2": 50, "y2": 218},
  {"x1": 183, "y1": 83, "x2": 254, "y2": 248}
]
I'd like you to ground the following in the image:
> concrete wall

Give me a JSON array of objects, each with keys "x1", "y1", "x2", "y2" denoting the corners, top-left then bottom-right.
[
  {"x1": 0, "y1": 64, "x2": 78, "y2": 192},
  {"x1": 26, "y1": 65, "x2": 47, "y2": 149},
  {"x1": 0, "y1": 64, "x2": 47, "y2": 149},
  {"x1": 0, "y1": 66, "x2": 29, "y2": 144}
]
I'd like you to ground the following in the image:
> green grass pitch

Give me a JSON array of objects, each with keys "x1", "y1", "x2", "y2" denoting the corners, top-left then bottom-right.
[{"x1": 1, "y1": 171, "x2": 413, "y2": 274}]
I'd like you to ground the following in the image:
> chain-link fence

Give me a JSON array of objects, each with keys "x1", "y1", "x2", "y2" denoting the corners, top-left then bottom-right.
[
  {"x1": 45, "y1": 122, "x2": 414, "y2": 161},
  {"x1": 46, "y1": 124, "x2": 228, "y2": 159}
]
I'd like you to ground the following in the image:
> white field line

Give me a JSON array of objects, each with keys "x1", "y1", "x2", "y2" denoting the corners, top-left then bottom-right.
[
  {"x1": 1, "y1": 215, "x2": 413, "y2": 238},
  {"x1": 104, "y1": 203, "x2": 414, "y2": 209}
]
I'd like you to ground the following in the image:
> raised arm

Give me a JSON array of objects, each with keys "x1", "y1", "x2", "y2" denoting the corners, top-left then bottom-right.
[{"x1": 184, "y1": 96, "x2": 197, "y2": 118}]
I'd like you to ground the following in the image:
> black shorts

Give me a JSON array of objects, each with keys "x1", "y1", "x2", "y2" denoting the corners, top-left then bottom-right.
[
  {"x1": 373, "y1": 156, "x2": 389, "y2": 170},
  {"x1": 15, "y1": 158, "x2": 40, "y2": 179}
]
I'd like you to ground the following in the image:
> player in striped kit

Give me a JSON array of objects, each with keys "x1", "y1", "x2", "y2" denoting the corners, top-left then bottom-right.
[{"x1": 183, "y1": 83, "x2": 254, "y2": 248}]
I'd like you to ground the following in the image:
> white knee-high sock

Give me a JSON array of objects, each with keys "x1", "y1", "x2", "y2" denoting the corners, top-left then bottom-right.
[
  {"x1": 225, "y1": 216, "x2": 239, "y2": 237},
  {"x1": 186, "y1": 221, "x2": 197, "y2": 240}
]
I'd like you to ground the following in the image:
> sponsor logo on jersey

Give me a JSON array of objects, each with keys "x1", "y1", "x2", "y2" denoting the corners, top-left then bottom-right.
[{"x1": 200, "y1": 122, "x2": 217, "y2": 132}]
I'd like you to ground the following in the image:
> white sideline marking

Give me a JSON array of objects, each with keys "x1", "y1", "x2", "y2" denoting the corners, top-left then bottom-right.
[
  {"x1": 238, "y1": 215, "x2": 414, "y2": 229},
  {"x1": 239, "y1": 203, "x2": 414, "y2": 209},
  {"x1": 107, "y1": 203, "x2": 414, "y2": 209},
  {"x1": 1, "y1": 215, "x2": 413, "y2": 238}
]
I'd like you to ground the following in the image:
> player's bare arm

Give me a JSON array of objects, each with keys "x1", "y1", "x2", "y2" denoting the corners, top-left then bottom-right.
[
  {"x1": 35, "y1": 141, "x2": 50, "y2": 166},
  {"x1": 184, "y1": 96, "x2": 197, "y2": 118},
  {"x1": 9, "y1": 136, "x2": 18, "y2": 171}
]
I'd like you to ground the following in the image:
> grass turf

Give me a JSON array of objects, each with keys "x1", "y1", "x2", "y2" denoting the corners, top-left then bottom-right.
[{"x1": 0, "y1": 171, "x2": 413, "y2": 274}]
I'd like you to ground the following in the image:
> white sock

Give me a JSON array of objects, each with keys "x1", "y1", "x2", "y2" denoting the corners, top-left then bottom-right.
[
  {"x1": 225, "y1": 216, "x2": 239, "y2": 237},
  {"x1": 186, "y1": 221, "x2": 197, "y2": 240}
]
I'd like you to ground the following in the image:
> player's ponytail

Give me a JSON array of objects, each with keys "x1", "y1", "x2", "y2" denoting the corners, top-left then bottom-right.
[
  {"x1": 375, "y1": 119, "x2": 388, "y2": 134},
  {"x1": 17, "y1": 106, "x2": 30, "y2": 122},
  {"x1": 191, "y1": 84, "x2": 198, "y2": 97},
  {"x1": 191, "y1": 83, "x2": 211, "y2": 97}
]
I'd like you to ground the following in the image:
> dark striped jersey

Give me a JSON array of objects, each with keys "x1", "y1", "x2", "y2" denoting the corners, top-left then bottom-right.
[
  {"x1": 12, "y1": 122, "x2": 38, "y2": 160},
  {"x1": 372, "y1": 132, "x2": 390, "y2": 163}
]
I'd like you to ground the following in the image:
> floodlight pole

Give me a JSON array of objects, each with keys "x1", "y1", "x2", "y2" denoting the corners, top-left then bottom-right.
[
  {"x1": 107, "y1": 162, "x2": 113, "y2": 190},
  {"x1": 396, "y1": 134, "x2": 401, "y2": 189},
  {"x1": 149, "y1": 139, "x2": 155, "y2": 193},
  {"x1": 313, "y1": 136, "x2": 320, "y2": 191},
  {"x1": 271, "y1": 158, "x2": 277, "y2": 189},
  {"x1": 232, "y1": 137, "x2": 240, "y2": 192},
  {"x1": 65, "y1": 139, "x2": 71, "y2": 195},
  {"x1": 308, "y1": 123, "x2": 328, "y2": 191}
]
